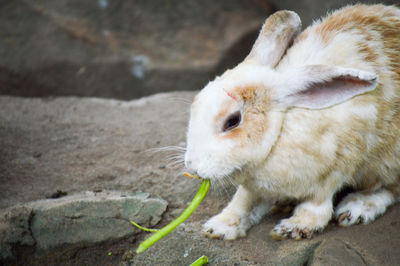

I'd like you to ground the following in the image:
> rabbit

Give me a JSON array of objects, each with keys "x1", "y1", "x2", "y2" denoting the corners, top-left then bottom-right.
[{"x1": 184, "y1": 4, "x2": 400, "y2": 240}]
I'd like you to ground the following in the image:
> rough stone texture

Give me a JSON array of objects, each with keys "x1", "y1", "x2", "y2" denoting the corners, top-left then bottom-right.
[
  {"x1": 0, "y1": 0, "x2": 272, "y2": 99},
  {"x1": 127, "y1": 223, "x2": 322, "y2": 266},
  {"x1": 0, "y1": 92, "x2": 399, "y2": 265},
  {"x1": 311, "y1": 239, "x2": 366, "y2": 266},
  {"x1": 0, "y1": 92, "x2": 196, "y2": 210},
  {"x1": 30, "y1": 191, "x2": 167, "y2": 251},
  {"x1": 0, "y1": 206, "x2": 34, "y2": 260},
  {"x1": 0, "y1": 190, "x2": 167, "y2": 259}
]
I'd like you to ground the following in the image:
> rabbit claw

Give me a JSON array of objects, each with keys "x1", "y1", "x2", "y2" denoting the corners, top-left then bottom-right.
[
  {"x1": 202, "y1": 212, "x2": 247, "y2": 240},
  {"x1": 270, "y1": 219, "x2": 315, "y2": 240},
  {"x1": 335, "y1": 190, "x2": 394, "y2": 226},
  {"x1": 337, "y1": 211, "x2": 351, "y2": 224},
  {"x1": 202, "y1": 228, "x2": 224, "y2": 239}
]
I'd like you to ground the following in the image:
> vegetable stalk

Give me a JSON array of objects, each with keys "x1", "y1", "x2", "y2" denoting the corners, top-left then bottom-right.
[
  {"x1": 190, "y1": 255, "x2": 209, "y2": 266},
  {"x1": 136, "y1": 178, "x2": 211, "y2": 254}
]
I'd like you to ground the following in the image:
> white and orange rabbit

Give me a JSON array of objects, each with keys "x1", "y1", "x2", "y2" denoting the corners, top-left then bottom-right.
[{"x1": 184, "y1": 4, "x2": 400, "y2": 240}]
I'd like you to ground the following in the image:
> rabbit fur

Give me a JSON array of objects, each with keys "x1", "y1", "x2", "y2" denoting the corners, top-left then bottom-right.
[{"x1": 185, "y1": 4, "x2": 400, "y2": 240}]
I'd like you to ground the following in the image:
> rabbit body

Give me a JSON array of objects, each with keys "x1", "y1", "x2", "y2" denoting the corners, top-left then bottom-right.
[{"x1": 185, "y1": 4, "x2": 400, "y2": 240}]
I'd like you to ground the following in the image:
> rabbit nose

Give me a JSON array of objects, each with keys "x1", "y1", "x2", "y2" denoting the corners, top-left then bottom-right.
[
  {"x1": 185, "y1": 159, "x2": 194, "y2": 169},
  {"x1": 185, "y1": 159, "x2": 197, "y2": 174}
]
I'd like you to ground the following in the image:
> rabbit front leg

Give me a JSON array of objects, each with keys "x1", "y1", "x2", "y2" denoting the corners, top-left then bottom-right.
[
  {"x1": 270, "y1": 196, "x2": 333, "y2": 240},
  {"x1": 203, "y1": 185, "x2": 271, "y2": 240}
]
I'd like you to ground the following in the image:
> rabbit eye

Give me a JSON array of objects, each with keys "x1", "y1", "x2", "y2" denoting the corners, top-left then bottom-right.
[{"x1": 222, "y1": 111, "x2": 241, "y2": 132}]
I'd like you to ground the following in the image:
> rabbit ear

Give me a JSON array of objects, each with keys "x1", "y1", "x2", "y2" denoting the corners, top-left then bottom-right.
[
  {"x1": 275, "y1": 65, "x2": 379, "y2": 109},
  {"x1": 246, "y1": 10, "x2": 301, "y2": 68}
]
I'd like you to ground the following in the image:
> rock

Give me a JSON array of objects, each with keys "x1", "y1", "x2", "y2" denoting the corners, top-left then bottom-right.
[
  {"x1": 0, "y1": 92, "x2": 198, "y2": 210},
  {"x1": 311, "y1": 239, "x2": 366, "y2": 266},
  {"x1": 128, "y1": 226, "x2": 244, "y2": 266},
  {"x1": 0, "y1": 190, "x2": 167, "y2": 259},
  {"x1": 0, "y1": 92, "x2": 198, "y2": 262},
  {"x1": 0, "y1": 206, "x2": 34, "y2": 260},
  {"x1": 30, "y1": 190, "x2": 167, "y2": 251},
  {"x1": 0, "y1": 0, "x2": 273, "y2": 99},
  {"x1": 127, "y1": 223, "x2": 321, "y2": 266}
]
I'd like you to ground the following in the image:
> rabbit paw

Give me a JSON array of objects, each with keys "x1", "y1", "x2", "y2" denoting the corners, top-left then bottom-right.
[
  {"x1": 270, "y1": 199, "x2": 332, "y2": 240},
  {"x1": 335, "y1": 189, "x2": 394, "y2": 226},
  {"x1": 202, "y1": 211, "x2": 248, "y2": 240},
  {"x1": 270, "y1": 218, "x2": 316, "y2": 240}
]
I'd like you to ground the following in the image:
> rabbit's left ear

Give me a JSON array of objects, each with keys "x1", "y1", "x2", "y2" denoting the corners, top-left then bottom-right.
[
  {"x1": 274, "y1": 65, "x2": 378, "y2": 109},
  {"x1": 246, "y1": 10, "x2": 301, "y2": 68}
]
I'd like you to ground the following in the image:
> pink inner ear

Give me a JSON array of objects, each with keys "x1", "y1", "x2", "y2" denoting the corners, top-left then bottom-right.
[{"x1": 293, "y1": 76, "x2": 375, "y2": 109}]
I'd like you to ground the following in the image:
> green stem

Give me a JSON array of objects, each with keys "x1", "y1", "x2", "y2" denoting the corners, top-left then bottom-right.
[
  {"x1": 190, "y1": 255, "x2": 209, "y2": 266},
  {"x1": 136, "y1": 179, "x2": 211, "y2": 254},
  {"x1": 130, "y1": 220, "x2": 159, "y2": 232}
]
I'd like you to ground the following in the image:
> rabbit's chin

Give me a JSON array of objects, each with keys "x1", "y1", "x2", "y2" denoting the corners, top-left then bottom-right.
[{"x1": 196, "y1": 167, "x2": 238, "y2": 181}]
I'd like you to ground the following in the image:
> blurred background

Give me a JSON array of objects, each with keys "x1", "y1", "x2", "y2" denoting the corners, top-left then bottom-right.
[{"x1": 0, "y1": 0, "x2": 398, "y2": 100}]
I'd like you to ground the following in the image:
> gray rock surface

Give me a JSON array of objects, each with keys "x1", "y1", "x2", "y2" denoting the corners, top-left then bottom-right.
[
  {"x1": 0, "y1": 0, "x2": 272, "y2": 99},
  {"x1": 127, "y1": 223, "x2": 322, "y2": 266},
  {"x1": 0, "y1": 92, "x2": 196, "y2": 210},
  {"x1": 0, "y1": 190, "x2": 167, "y2": 259},
  {"x1": 30, "y1": 190, "x2": 167, "y2": 251},
  {"x1": 0, "y1": 206, "x2": 34, "y2": 260},
  {"x1": 312, "y1": 239, "x2": 366, "y2": 266},
  {"x1": 0, "y1": 92, "x2": 399, "y2": 265}
]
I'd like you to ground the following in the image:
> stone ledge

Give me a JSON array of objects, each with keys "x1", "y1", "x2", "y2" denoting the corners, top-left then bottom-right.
[{"x1": 0, "y1": 190, "x2": 167, "y2": 260}]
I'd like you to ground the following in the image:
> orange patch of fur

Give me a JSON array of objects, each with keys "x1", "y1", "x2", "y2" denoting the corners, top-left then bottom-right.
[
  {"x1": 358, "y1": 42, "x2": 378, "y2": 63},
  {"x1": 296, "y1": 29, "x2": 310, "y2": 43},
  {"x1": 221, "y1": 86, "x2": 272, "y2": 146},
  {"x1": 314, "y1": 4, "x2": 400, "y2": 70},
  {"x1": 214, "y1": 86, "x2": 259, "y2": 128},
  {"x1": 316, "y1": 5, "x2": 382, "y2": 42},
  {"x1": 235, "y1": 86, "x2": 258, "y2": 102},
  {"x1": 262, "y1": 11, "x2": 295, "y2": 34}
]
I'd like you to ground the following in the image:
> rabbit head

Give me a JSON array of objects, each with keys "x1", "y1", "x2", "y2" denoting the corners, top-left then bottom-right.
[{"x1": 185, "y1": 10, "x2": 378, "y2": 180}]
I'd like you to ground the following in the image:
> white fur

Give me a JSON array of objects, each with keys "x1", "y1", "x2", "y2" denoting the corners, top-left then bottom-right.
[
  {"x1": 297, "y1": 198, "x2": 333, "y2": 219},
  {"x1": 185, "y1": 5, "x2": 400, "y2": 240},
  {"x1": 185, "y1": 64, "x2": 286, "y2": 178},
  {"x1": 335, "y1": 189, "x2": 395, "y2": 226},
  {"x1": 270, "y1": 197, "x2": 333, "y2": 240},
  {"x1": 202, "y1": 185, "x2": 271, "y2": 240},
  {"x1": 247, "y1": 10, "x2": 301, "y2": 66}
]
